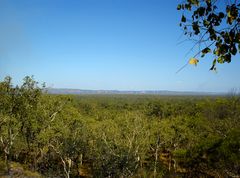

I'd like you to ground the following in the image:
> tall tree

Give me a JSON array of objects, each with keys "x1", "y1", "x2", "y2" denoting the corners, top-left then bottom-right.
[{"x1": 0, "y1": 76, "x2": 19, "y2": 174}]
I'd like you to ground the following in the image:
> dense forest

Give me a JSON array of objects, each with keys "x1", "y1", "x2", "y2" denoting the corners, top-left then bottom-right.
[{"x1": 0, "y1": 76, "x2": 240, "y2": 177}]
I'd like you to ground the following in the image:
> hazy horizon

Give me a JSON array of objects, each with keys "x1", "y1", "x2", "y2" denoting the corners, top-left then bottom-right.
[{"x1": 46, "y1": 87, "x2": 230, "y2": 95}]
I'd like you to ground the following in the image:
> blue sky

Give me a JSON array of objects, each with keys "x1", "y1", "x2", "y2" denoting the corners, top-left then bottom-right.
[{"x1": 0, "y1": 0, "x2": 239, "y2": 92}]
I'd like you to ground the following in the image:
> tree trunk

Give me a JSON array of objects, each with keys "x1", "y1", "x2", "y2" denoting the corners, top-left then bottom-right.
[
  {"x1": 153, "y1": 136, "x2": 160, "y2": 178},
  {"x1": 5, "y1": 152, "x2": 10, "y2": 175},
  {"x1": 61, "y1": 157, "x2": 71, "y2": 178}
]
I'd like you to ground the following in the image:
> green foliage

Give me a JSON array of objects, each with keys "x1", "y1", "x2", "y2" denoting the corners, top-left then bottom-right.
[
  {"x1": 178, "y1": 0, "x2": 240, "y2": 70},
  {"x1": 0, "y1": 76, "x2": 240, "y2": 177}
]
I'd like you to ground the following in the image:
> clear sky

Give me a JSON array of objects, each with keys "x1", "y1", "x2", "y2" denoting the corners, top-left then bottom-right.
[{"x1": 0, "y1": 0, "x2": 239, "y2": 92}]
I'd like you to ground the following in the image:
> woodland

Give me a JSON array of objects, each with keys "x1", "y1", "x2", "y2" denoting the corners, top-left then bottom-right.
[{"x1": 0, "y1": 76, "x2": 239, "y2": 177}]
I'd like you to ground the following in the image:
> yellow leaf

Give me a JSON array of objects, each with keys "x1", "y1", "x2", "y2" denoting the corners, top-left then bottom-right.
[{"x1": 189, "y1": 58, "x2": 199, "y2": 66}]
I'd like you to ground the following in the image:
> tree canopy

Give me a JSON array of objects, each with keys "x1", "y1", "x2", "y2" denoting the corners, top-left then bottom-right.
[
  {"x1": 0, "y1": 76, "x2": 240, "y2": 177},
  {"x1": 178, "y1": 0, "x2": 240, "y2": 70}
]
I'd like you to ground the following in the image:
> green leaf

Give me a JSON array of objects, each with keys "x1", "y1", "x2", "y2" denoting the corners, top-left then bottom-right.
[
  {"x1": 192, "y1": 22, "x2": 200, "y2": 35},
  {"x1": 210, "y1": 59, "x2": 216, "y2": 70},
  {"x1": 203, "y1": 19, "x2": 210, "y2": 27},
  {"x1": 190, "y1": 0, "x2": 199, "y2": 6},
  {"x1": 198, "y1": 7, "x2": 205, "y2": 16},
  {"x1": 236, "y1": 33, "x2": 240, "y2": 43},
  {"x1": 181, "y1": 15, "x2": 186, "y2": 22},
  {"x1": 202, "y1": 47, "x2": 211, "y2": 54},
  {"x1": 217, "y1": 56, "x2": 224, "y2": 64},
  {"x1": 185, "y1": 4, "x2": 192, "y2": 10},
  {"x1": 177, "y1": 4, "x2": 181, "y2": 10},
  {"x1": 223, "y1": 53, "x2": 231, "y2": 63},
  {"x1": 219, "y1": 12, "x2": 225, "y2": 18},
  {"x1": 230, "y1": 44, "x2": 237, "y2": 55}
]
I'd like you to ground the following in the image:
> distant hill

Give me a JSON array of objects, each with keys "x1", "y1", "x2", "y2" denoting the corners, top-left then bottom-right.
[{"x1": 46, "y1": 88, "x2": 224, "y2": 96}]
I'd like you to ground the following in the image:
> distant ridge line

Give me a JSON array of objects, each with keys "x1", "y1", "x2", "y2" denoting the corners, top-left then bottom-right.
[{"x1": 46, "y1": 88, "x2": 225, "y2": 96}]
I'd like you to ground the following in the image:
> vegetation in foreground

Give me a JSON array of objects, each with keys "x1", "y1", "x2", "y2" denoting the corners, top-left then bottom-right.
[{"x1": 0, "y1": 76, "x2": 240, "y2": 177}]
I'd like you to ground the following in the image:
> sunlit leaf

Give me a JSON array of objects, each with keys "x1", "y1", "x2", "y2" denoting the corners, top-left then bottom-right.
[{"x1": 189, "y1": 58, "x2": 199, "y2": 66}]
